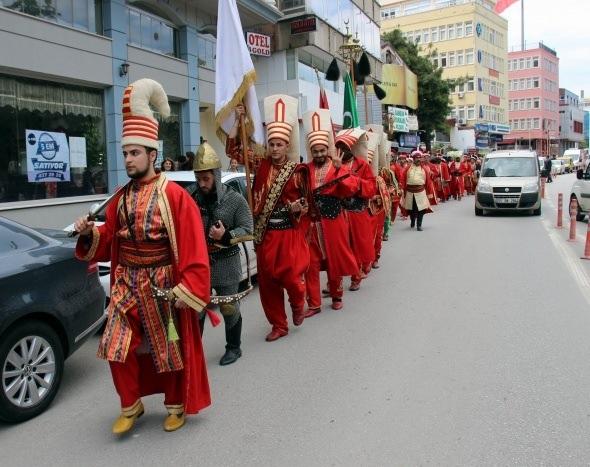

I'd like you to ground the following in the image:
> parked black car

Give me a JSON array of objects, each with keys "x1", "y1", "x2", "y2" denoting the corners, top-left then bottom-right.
[{"x1": 0, "y1": 217, "x2": 105, "y2": 423}]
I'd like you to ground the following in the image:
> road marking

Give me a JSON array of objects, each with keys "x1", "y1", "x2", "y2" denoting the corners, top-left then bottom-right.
[{"x1": 541, "y1": 216, "x2": 590, "y2": 306}]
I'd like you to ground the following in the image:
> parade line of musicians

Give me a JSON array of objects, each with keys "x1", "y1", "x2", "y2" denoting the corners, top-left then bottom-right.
[{"x1": 73, "y1": 79, "x2": 482, "y2": 435}]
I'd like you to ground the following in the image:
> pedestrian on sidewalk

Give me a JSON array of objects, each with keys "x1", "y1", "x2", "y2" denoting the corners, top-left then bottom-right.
[{"x1": 73, "y1": 79, "x2": 211, "y2": 434}]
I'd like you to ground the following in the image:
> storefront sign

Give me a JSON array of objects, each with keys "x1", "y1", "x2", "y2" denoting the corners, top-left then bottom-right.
[
  {"x1": 246, "y1": 32, "x2": 271, "y2": 56},
  {"x1": 407, "y1": 115, "x2": 419, "y2": 131},
  {"x1": 69, "y1": 136, "x2": 87, "y2": 168},
  {"x1": 400, "y1": 133, "x2": 419, "y2": 147},
  {"x1": 388, "y1": 106, "x2": 409, "y2": 133},
  {"x1": 26, "y1": 129, "x2": 70, "y2": 182},
  {"x1": 290, "y1": 17, "x2": 316, "y2": 35},
  {"x1": 381, "y1": 64, "x2": 418, "y2": 110}
]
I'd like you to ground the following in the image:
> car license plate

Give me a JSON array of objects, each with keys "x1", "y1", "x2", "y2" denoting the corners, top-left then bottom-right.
[{"x1": 496, "y1": 197, "x2": 519, "y2": 204}]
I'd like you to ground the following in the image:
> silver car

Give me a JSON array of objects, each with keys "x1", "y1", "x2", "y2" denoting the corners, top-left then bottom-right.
[{"x1": 475, "y1": 150, "x2": 541, "y2": 216}]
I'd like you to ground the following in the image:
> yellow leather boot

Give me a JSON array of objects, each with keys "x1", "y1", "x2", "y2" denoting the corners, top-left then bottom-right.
[
  {"x1": 112, "y1": 400, "x2": 144, "y2": 435},
  {"x1": 163, "y1": 404, "x2": 185, "y2": 432}
]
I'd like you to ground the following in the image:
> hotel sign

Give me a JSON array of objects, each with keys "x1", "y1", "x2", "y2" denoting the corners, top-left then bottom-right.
[{"x1": 246, "y1": 32, "x2": 271, "y2": 56}]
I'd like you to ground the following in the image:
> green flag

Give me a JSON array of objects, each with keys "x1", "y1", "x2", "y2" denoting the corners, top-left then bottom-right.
[{"x1": 342, "y1": 73, "x2": 358, "y2": 129}]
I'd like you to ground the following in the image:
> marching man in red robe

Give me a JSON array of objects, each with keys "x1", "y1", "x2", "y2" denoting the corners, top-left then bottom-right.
[
  {"x1": 335, "y1": 129, "x2": 377, "y2": 291},
  {"x1": 400, "y1": 150, "x2": 437, "y2": 231},
  {"x1": 73, "y1": 79, "x2": 211, "y2": 434},
  {"x1": 252, "y1": 95, "x2": 310, "y2": 342},
  {"x1": 460, "y1": 155, "x2": 476, "y2": 195},
  {"x1": 303, "y1": 109, "x2": 359, "y2": 315}
]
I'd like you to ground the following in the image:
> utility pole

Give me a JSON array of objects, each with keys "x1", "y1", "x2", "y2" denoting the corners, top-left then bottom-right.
[{"x1": 521, "y1": 0, "x2": 525, "y2": 50}]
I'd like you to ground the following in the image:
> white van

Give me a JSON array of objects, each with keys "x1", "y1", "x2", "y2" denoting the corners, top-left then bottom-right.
[{"x1": 475, "y1": 150, "x2": 541, "y2": 216}]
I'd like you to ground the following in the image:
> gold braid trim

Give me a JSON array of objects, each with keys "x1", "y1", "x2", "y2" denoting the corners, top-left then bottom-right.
[
  {"x1": 78, "y1": 225, "x2": 100, "y2": 261},
  {"x1": 172, "y1": 283, "x2": 207, "y2": 313},
  {"x1": 253, "y1": 161, "x2": 297, "y2": 245}
]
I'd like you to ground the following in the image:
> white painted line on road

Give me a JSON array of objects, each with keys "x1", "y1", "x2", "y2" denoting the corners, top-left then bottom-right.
[{"x1": 541, "y1": 217, "x2": 590, "y2": 306}]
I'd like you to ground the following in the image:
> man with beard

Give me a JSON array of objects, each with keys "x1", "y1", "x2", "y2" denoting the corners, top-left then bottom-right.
[
  {"x1": 303, "y1": 109, "x2": 359, "y2": 316},
  {"x1": 192, "y1": 142, "x2": 253, "y2": 366},
  {"x1": 73, "y1": 79, "x2": 211, "y2": 433},
  {"x1": 335, "y1": 128, "x2": 377, "y2": 291},
  {"x1": 400, "y1": 151, "x2": 437, "y2": 231},
  {"x1": 252, "y1": 95, "x2": 310, "y2": 342}
]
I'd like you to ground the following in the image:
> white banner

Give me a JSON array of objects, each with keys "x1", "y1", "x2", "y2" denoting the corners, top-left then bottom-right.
[
  {"x1": 26, "y1": 130, "x2": 70, "y2": 182},
  {"x1": 407, "y1": 115, "x2": 419, "y2": 131},
  {"x1": 69, "y1": 136, "x2": 87, "y2": 168}
]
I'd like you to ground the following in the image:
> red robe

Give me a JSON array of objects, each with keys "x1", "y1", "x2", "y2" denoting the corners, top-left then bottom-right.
[
  {"x1": 343, "y1": 156, "x2": 377, "y2": 276},
  {"x1": 76, "y1": 174, "x2": 211, "y2": 414},
  {"x1": 253, "y1": 159, "x2": 310, "y2": 334},
  {"x1": 305, "y1": 160, "x2": 359, "y2": 307},
  {"x1": 449, "y1": 161, "x2": 464, "y2": 198},
  {"x1": 460, "y1": 161, "x2": 475, "y2": 194}
]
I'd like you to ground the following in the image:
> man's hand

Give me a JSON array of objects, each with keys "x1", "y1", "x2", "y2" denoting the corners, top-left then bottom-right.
[
  {"x1": 209, "y1": 221, "x2": 225, "y2": 241},
  {"x1": 332, "y1": 148, "x2": 343, "y2": 169},
  {"x1": 235, "y1": 104, "x2": 246, "y2": 119},
  {"x1": 73, "y1": 217, "x2": 94, "y2": 236},
  {"x1": 289, "y1": 198, "x2": 307, "y2": 214}
]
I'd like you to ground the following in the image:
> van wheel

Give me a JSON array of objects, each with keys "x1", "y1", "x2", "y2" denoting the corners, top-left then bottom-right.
[
  {"x1": 0, "y1": 321, "x2": 64, "y2": 423},
  {"x1": 532, "y1": 206, "x2": 542, "y2": 216},
  {"x1": 475, "y1": 207, "x2": 484, "y2": 216}
]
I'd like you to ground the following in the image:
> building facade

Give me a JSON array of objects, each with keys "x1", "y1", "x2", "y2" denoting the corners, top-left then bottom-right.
[
  {"x1": 559, "y1": 88, "x2": 585, "y2": 154},
  {"x1": 500, "y1": 42, "x2": 559, "y2": 155},
  {"x1": 380, "y1": 0, "x2": 510, "y2": 152},
  {"x1": 0, "y1": 0, "x2": 382, "y2": 228}
]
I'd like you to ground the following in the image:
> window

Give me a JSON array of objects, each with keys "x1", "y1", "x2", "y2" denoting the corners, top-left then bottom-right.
[
  {"x1": 457, "y1": 50, "x2": 464, "y2": 66},
  {"x1": 526, "y1": 57, "x2": 532, "y2": 69},
  {"x1": 456, "y1": 22, "x2": 464, "y2": 38},
  {"x1": 458, "y1": 107, "x2": 465, "y2": 121},
  {"x1": 467, "y1": 79, "x2": 475, "y2": 91},
  {"x1": 5, "y1": 0, "x2": 101, "y2": 33},
  {"x1": 414, "y1": 31, "x2": 422, "y2": 43},
  {"x1": 0, "y1": 222, "x2": 43, "y2": 257},
  {"x1": 465, "y1": 49, "x2": 474, "y2": 64},
  {"x1": 533, "y1": 77, "x2": 539, "y2": 88},
  {"x1": 533, "y1": 56, "x2": 539, "y2": 67},
  {"x1": 197, "y1": 34, "x2": 216, "y2": 69},
  {"x1": 128, "y1": 7, "x2": 177, "y2": 57},
  {"x1": 448, "y1": 24, "x2": 455, "y2": 39},
  {"x1": 432, "y1": 54, "x2": 439, "y2": 68},
  {"x1": 439, "y1": 26, "x2": 446, "y2": 41},
  {"x1": 431, "y1": 27, "x2": 438, "y2": 42},
  {"x1": 448, "y1": 52, "x2": 455, "y2": 67},
  {"x1": 440, "y1": 52, "x2": 447, "y2": 68},
  {"x1": 519, "y1": 58, "x2": 525, "y2": 69},
  {"x1": 465, "y1": 21, "x2": 473, "y2": 36},
  {"x1": 0, "y1": 74, "x2": 107, "y2": 203},
  {"x1": 467, "y1": 106, "x2": 475, "y2": 120},
  {"x1": 533, "y1": 98, "x2": 540, "y2": 109},
  {"x1": 423, "y1": 29, "x2": 430, "y2": 43}
]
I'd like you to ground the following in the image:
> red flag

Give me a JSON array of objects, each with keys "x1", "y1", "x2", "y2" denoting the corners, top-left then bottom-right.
[
  {"x1": 319, "y1": 87, "x2": 329, "y2": 109},
  {"x1": 494, "y1": 0, "x2": 518, "y2": 13}
]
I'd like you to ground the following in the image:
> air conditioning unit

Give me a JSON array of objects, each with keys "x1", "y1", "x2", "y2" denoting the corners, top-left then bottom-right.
[
  {"x1": 458, "y1": 118, "x2": 466, "y2": 125},
  {"x1": 458, "y1": 92, "x2": 465, "y2": 99}
]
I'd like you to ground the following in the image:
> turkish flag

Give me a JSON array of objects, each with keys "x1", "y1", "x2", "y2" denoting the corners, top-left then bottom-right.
[
  {"x1": 495, "y1": 0, "x2": 518, "y2": 13},
  {"x1": 319, "y1": 87, "x2": 329, "y2": 109}
]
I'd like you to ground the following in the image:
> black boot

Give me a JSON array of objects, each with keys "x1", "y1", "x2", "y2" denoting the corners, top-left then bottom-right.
[
  {"x1": 220, "y1": 315, "x2": 242, "y2": 366},
  {"x1": 410, "y1": 214, "x2": 416, "y2": 228}
]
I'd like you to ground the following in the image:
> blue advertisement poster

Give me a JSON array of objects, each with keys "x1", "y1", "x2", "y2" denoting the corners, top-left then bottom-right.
[{"x1": 26, "y1": 130, "x2": 71, "y2": 182}]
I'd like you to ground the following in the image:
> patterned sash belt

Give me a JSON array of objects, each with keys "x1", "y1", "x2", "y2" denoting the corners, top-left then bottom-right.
[
  {"x1": 342, "y1": 197, "x2": 367, "y2": 213},
  {"x1": 314, "y1": 194, "x2": 341, "y2": 219},
  {"x1": 406, "y1": 184, "x2": 426, "y2": 193},
  {"x1": 119, "y1": 240, "x2": 172, "y2": 268},
  {"x1": 267, "y1": 206, "x2": 293, "y2": 230}
]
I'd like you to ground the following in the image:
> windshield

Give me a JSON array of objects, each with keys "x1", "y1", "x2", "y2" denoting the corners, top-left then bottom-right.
[{"x1": 481, "y1": 157, "x2": 538, "y2": 177}]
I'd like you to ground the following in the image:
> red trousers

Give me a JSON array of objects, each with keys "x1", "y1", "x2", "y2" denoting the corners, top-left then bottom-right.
[
  {"x1": 257, "y1": 229, "x2": 309, "y2": 334},
  {"x1": 305, "y1": 240, "x2": 343, "y2": 309},
  {"x1": 109, "y1": 306, "x2": 183, "y2": 409},
  {"x1": 373, "y1": 210, "x2": 386, "y2": 260}
]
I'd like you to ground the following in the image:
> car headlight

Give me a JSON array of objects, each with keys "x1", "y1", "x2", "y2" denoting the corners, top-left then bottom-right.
[
  {"x1": 477, "y1": 181, "x2": 492, "y2": 193},
  {"x1": 522, "y1": 181, "x2": 539, "y2": 193}
]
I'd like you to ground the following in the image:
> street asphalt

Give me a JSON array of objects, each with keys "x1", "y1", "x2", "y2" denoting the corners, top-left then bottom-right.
[{"x1": 3, "y1": 173, "x2": 590, "y2": 466}]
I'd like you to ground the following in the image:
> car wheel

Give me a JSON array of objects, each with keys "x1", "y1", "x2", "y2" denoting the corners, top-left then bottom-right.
[
  {"x1": 532, "y1": 206, "x2": 542, "y2": 216},
  {"x1": 0, "y1": 321, "x2": 64, "y2": 423},
  {"x1": 475, "y1": 207, "x2": 484, "y2": 216},
  {"x1": 573, "y1": 197, "x2": 585, "y2": 221}
]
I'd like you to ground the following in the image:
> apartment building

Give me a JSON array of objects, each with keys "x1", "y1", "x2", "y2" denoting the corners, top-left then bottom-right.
[
  {"x1": 559, "y1": 88, "x2": 585, "y2": 154},
  {"x1": 380, "y1": 0, "x2": 510, "y2": 151},
  {"x1": 500, "y1": 42, "x2": 559, "y2": 155}
]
